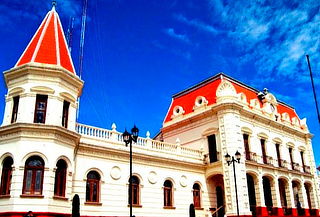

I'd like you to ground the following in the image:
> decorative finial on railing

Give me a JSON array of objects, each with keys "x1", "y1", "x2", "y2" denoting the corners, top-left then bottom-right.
[
  {"x1": 176, "y1": 138, "x2": 181, "y2": 145},
  {"x1": 146, "y1": 131, "x2": 150, "y2": 139},
  {"x1": 111, "y1": 123, "x2": 117, "y2": 131}
]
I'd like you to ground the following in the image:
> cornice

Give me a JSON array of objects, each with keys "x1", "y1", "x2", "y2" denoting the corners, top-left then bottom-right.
[
  {"x1": 0, "y1": 123, "x2": 80, "y2": 146},
  {"x1": 162, "y1": 101, "x2": 311, "y2": 139},
  {"x1": 3, "y1": 63, "x2": 84, "y2": 96},
  {"x1": 77, "y1": 143, "x2": 205, "y2": 173}
]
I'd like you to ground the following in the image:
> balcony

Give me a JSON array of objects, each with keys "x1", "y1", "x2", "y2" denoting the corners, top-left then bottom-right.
[
  {"x1": 204, "y1": 152, "x2": 221, "y2": 164},
  {"x1": 245, "y1": 151, "x2": 257, "y2": 162},
  {"x1": 279, "y1": 159, "x2": 288, "y2": 169},
  {"x1": 292, "y1": 163, "x2": 301, "y2": 172},
  {"x1": 262, "y1": 155, "x2": 274, "y2": 166},
  {"x1": 304, "y1": 165, "x2": 311, "y2": 174}
]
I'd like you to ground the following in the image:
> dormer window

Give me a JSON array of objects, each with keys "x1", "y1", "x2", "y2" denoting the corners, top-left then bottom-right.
[
  {"x1": 11, "y1": 96, "x2": 19, "y2": 123},
  {"x1": 34, "y1": 95, "x2": 48, "y2": 124},
  {"x1": 62, "y1": 101, "x2": 70, "y2": 128}
]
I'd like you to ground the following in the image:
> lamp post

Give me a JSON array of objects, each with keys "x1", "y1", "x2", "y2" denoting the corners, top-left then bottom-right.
[
  {"x1": 123, "y1": 125, "x2": 139, "y2": 217},
  {"x1": 225, "y1": 151, "x2": 241, "y2": 217}
]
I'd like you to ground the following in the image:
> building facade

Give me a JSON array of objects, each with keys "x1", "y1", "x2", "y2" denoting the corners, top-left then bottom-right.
[{"x1": 0, "y1": 5, "x2": 319, "y2": 217}]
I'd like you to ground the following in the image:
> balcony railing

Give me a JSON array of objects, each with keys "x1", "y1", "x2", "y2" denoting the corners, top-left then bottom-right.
[
  {"x1": 279, "y1": 159, "x2": 288, "y2": 169},
  {"x1": 263, "y1": 156, "x2": 273, "y2": 166},
  {"x1": 76, "y1": 123, "x2": 203, "y2": 161},
  {"x1": 292, "y1": 163, "x2": 301, "y2": 172},
  {"x1": 304, "y1": 165, "x2": 311, "y2": 174},
  {"x1": 245, "y1": 151, "x2": 258, "y2": 162}
]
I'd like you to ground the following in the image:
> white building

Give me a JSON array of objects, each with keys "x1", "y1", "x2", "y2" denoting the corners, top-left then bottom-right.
[{"x1": 0, "y1": 4, "x2": 319, "y2": 217}]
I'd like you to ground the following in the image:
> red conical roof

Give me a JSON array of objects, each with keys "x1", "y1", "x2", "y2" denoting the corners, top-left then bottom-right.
[{"x1": 15, "y1": 6, "x2": 75, "y2": 74}]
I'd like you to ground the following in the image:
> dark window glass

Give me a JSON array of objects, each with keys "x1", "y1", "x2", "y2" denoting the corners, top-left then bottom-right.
[
  {"x1": 164, "y1": 180, "x2": 173, "y2": 207},
  {"x1": 289, "y1": 148, "x2": 294, "y2": 169},
  {"x1": 300, "y1": 152, "x2": 305, "y2": 172},
  {"x1": 128, "y1": 176, "x2": 140, "y2": 205},
  {"x1": 276, "y1": 144, "x2": 281, "y2": 166},
  {"x1": 62, "y1": 101, "x2": 70, "y2": 128},
  {"x1": 208, "y1": 135, "x2": 218, "y2": 163},
  {"x1": 261, "y1": 139, "x2": 267, "y2": 164},
  {"x1": 11, "y1": 96, "x2": 19, "y2": 123},
  {"x1": 86, "y1": 171, "x2": 100, "y2": 202},
  {"x1": 23, "y1": 156, "x2": 44, "y2": 195},
  {"x1": 0, "y1": 157, "x2": 13, "y2": 195},
  {"x1": 54, "y1": 159, "x2": 67, "y2": 197},
  {"x1": 34, "y1": 95, "x2": 48, "y2": 123},
  {"x1": 243, "y1": 134, "x2": 250, "y2": 160},
  {"x1": 193, "y1": 183, "x2": 201, "y2": 208}
]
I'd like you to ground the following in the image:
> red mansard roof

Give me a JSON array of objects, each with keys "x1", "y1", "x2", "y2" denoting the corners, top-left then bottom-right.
[
  {"x1": 164, "y1": 73, "x2": 299, "y2": 124},
  {"x1": 15, "y1": 6, "x2": 75, "y2": 74}
]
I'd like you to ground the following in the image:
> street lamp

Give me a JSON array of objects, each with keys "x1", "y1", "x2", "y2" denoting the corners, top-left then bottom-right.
[
  {"x1": 123, "y1": 125, "x2": 139, "y2": 217},
  {"x1": 225, "y1": 150, "x2": 241, "y2": 217}
]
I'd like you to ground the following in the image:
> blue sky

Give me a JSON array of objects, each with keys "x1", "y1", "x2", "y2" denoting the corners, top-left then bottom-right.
[{"x1": 0, "y1": 0, "x2": 319, "y2": 164}]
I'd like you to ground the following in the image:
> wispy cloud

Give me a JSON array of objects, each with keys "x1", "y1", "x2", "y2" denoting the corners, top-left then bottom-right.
[
  {"x1": 207, "y1": 0, "x2": 320, "y2": 84},
  {"x1": 164, "y1": 28, "x2": 190, "y2": 44},
  {"x1": 0, "y1": 0, "x2": 81, "y2": 30},
  {"x1": 174, "y1": 13, "x2": 220, "y2": 35}
]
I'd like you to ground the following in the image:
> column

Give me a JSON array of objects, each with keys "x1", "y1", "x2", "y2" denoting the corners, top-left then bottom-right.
[
  {"x1": 289, "y1": 181, "x2": 298, "y2": 216},
  {"x1": 257, "y1": 174, "x2": 268, "y2": 216},
  {"x1": 218, "y1": 108, "x2": 251, "y2": 216}
]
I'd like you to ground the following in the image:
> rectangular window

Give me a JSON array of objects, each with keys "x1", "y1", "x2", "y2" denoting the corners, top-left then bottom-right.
[
  {"x1": 289, "y1": 148, "x2": 294, "y2": 169},
  {"x1": 11, "y1": 96, "x2": 19, "y2": 123},
  {"x1": 208, "y1": 135, "x2": 218, "y2": 163},
  {"x1": 243, "y1": 134, "x2": 250, "y2": 160},
  {"x1": 34, "y1": 95, "x2": 48, "y2": 123},
  {"x1": 62, "y1": 101, "x2": 70, "y2": 128},
  {"x1": 276, "y1": 143, "x2": 281, "y2": 167},
  {"x1": 261, "y1": 139, "x2": 267, "y2": 164},
  {"x1": 300, "y1": 151, "x2": 305, "y2": 172}
]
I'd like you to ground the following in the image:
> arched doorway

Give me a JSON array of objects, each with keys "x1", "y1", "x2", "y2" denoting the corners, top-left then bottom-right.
[
  {"x1": 262, "y1": 176, "x2": 274, "y2": 215},
  {"x1": 292, "y1": 180, "x2": 304, "y2": 216},
  {"x1": 207, "y1": 174, "x2": 225, "y2": 217},
  {"x1": 246, "y1": 174, "x2": 257, "y2": 216},
  {"x1": 278, "y1": 178, "x2": 289, "y2": 215}
]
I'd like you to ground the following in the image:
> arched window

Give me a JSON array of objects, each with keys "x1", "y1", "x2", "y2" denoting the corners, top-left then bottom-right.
[
  {"x1": 22, "y1": 156, "x2": 44, "y2": 195},
  {"x1": 86, "y1": 171, "x2": 100, "y2": 203},
  {"x1": 193, "y1": 183, "x2": 201, "y2": 208},
  {"x1": 54, "y1": 159, "x2": 67, "y2": 197},
  {"x1": 0, "y1": 157, "x2": 13, "y2": 195},
  {"x1": 128, "y1": 176, "x2": 140, "y2": 206},
  {"x1": 164, "y1": 180, "x2": 173, "y2": 207}
]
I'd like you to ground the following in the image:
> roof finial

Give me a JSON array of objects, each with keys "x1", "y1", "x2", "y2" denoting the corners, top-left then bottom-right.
[{"x1": 52, "y1": 0, "x2": 57, "y2": 9}]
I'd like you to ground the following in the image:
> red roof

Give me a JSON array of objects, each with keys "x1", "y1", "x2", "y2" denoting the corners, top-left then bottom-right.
[
  {"x1": 164, "y1": 73, "x2": 300, "y2": 124},
  {"x1": 15, "y1": 6, "x2": 75, "y2": 74}
]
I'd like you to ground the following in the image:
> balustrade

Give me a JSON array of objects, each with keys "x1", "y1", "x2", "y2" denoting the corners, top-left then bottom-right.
[
  {"x1": 304, "y1": 165, "x2": 311, "y2": 174},
  {"x1": 75, "y1": 123, "x2": 203, "y2": 160}
]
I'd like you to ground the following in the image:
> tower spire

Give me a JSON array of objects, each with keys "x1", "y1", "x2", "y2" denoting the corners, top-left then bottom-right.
[{"x1": 52, "y1": 0, "x2": 57, "y2": 9}]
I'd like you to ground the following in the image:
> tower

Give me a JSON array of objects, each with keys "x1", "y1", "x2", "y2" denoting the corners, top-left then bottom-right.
[{"x1": 0, "y1": 4, "x2": 83, "y2": 216}]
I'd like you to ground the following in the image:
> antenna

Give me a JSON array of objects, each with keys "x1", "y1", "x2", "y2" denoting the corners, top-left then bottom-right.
[
  {"x1": 66, "y1": 17, "x2": 75, "y2": 53},
  {"x1": 79, "y1": 0, "x2": 88, "y2": 79},
  {"x1": 77, "y1": 0, "x2": 88, "y2": 121},
  {"x1": 306, "y1": 55, "x2": 320, "y2": 123}
]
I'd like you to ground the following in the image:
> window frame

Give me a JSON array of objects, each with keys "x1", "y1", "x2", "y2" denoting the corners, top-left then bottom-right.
[
  {"x1": 22, "y1": 156, "x2": 45, "y2": 195},
  {"x1": 11, "y1": 96, "x2": 19, "y2": 123},
  {"x1": 0, "y1": 157, "x2": 13, "y2": 196},
  {"x1": 163, "y1": 180, "x2": 173, "y2": 207},
  {"x1": 192, "y1": 183, "x2": 201, "y2": 208},
  {"x1": 54, "y1": 159, "x2": 67, "y2": 198},
  {"x1": 86, "y1": 171, "x2": 100, "y2": 203},
  {"x1": 34, "y1": 94, "x2": 48, "y2": 124},
  {"x1": 128, "y1": 176, "x2": 140, "y2": 206},
  {"x1": 62, "y1": 100, "x2": 70, "y2": 128}
]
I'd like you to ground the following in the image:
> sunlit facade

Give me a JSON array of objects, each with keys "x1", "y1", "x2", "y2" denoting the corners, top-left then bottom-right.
[{"x1": 0, "y1": 4, "x2": 319, "y2": 217}]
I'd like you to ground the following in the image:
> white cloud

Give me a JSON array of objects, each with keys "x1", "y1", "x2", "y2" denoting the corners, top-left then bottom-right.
[
  {"x1": 207, "y1": 0, "x2": 320, "y2": 84},
  {"x1": 174, "y1": 14, "x2": 220, "y2": 35},
  {"x1": 164, "y1": 28, "x2": 191, "y2": 44}
]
